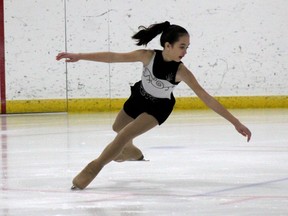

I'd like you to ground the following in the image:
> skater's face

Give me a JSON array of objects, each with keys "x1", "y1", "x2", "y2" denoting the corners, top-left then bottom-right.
[{"x1": 164, "y1": 34, "x2": 190, "y2": 62}]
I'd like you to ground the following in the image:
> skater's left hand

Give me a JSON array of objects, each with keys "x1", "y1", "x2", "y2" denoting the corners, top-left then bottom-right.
[{"x1": 234, "y1": 122, "x2": 252, "y2": 142}]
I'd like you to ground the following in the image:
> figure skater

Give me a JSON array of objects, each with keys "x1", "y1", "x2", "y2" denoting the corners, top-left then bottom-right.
[{"x1": 56, "y1": 21, "x2": 252, "y2": 189}]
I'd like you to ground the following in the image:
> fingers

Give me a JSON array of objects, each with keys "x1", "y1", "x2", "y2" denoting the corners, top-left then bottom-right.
[
  {"x1": 236, "y1": 124, "x2": 252, "y2": 142},
  {"x1": 56, "y1": 52, "x2": 74, "y2": 61},
  {"x1": 56, "y1": 52, "x2": 66, "y2": 61},
  {"x1": 243, "y1": 131, "x2": 251, "y2": 142},
  {"x1": 244, "y1": 127, "x2": 252, "y2": 142},
  {"x1": 239, "y1": 127, "x2": 252, "y2": 142},
  {"x1": 246, "y1": 131, "x2": 251, "y2": 142}
]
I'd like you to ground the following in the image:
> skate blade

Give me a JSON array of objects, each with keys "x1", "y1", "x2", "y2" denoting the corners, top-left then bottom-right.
[
  {"x1": 127, "y1": 158, "x2": 150, "y2": 162},
  {"x1": 71, "y1": 185, "x2": 78, "y2": 190}
]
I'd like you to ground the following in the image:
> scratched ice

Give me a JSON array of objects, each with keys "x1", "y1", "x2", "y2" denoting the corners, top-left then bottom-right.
[{"x1": 1, "y1": 109, "x2": 288, "y2": 216}]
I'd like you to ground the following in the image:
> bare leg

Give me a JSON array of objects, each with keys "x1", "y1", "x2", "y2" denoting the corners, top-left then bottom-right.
[
  {"x1": 72, "y1": 112, "x2": 158, "y2": 189},
  {"x1": 112, "y1": 109, "x2": 144, "y2": 162}
]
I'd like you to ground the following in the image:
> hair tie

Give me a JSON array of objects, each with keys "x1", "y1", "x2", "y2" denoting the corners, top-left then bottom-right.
[{"x1": 164, "y1": 21, "x2": 170, "y2": 29}]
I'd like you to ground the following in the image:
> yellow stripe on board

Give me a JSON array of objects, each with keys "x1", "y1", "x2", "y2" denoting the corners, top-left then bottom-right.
[
  {"x1": 67, "y1": 98, "x2": 111, "y2": 112},
  {"x1": 6, "y1": 99, "x2": 67, "y2": 113},
  {"x1": 175, "y1": 96, "x2": 288, "y2": 109},
  {"x1": 4, "y1": 96, "x2": 288, "y2": 113}
]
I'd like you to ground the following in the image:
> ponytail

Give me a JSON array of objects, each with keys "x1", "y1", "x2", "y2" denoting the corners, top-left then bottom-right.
[
  {"x1": 132, "y1": 21, "x2": 189, "y2": 47},
  {"x1": 132, "y1": 21, "x2": 170, "y2": 46}
]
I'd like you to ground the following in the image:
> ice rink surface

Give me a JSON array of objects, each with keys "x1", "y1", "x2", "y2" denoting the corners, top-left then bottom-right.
[{"x1": 1, "y1": 109, "x2": 288, "y2": 216}]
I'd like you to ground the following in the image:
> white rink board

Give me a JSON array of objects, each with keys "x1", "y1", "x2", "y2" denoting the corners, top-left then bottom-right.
[{"x1": 4, "y1": 0, "x2": 288, "y2": 100}]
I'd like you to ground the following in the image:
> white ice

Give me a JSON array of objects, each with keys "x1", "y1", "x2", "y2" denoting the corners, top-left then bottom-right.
[{"x1": 0, "y1": 109, "x2": 288, "y2": 216}]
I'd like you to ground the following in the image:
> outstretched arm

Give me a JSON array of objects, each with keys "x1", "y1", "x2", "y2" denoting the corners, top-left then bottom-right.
[
  {"x1": 56, "y1": 49, "x2": 153, "y2": 64},
  {"x1": 176, "y1": 64, "x2": 252, "y2": 142}
]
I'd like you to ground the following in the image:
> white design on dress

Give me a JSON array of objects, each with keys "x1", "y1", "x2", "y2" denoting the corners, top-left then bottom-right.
[{"x1": 141, "y1": 52, "x2": 177, "y2": 99}]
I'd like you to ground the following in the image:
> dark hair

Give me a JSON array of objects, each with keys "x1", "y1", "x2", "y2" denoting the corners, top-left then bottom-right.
[{"x1": 132, "y1": 21, "x2": 189, "y2": 47}]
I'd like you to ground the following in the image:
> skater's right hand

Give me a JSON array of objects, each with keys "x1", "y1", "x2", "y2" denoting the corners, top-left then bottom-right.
[{"x1": 56, "y1": 52, "x2": 80, "y2": 62}]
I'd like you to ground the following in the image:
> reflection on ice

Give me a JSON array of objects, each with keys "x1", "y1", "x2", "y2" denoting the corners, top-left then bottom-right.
[{"x1": 1, "y1": 109, "x2": 288, "y2": 215}]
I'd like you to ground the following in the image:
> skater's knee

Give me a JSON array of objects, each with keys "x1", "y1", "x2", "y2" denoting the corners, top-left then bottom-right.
[
  {"x1": 112, "y1": 123, "x2": 117, "y2": 132},
  {"x1": 112, "y1": 122, "x2": 121, "y2": 133}
]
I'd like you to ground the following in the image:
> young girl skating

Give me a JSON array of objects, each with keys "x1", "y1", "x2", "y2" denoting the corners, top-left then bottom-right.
[{"x1": 56, "y1": 21, "x2": 252, "y2": 189}]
